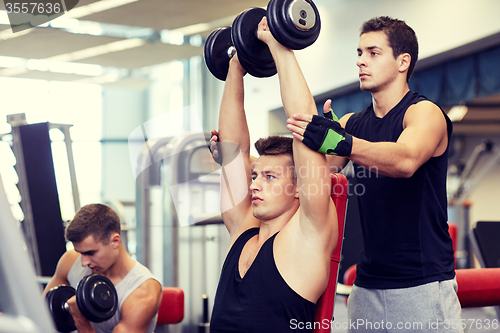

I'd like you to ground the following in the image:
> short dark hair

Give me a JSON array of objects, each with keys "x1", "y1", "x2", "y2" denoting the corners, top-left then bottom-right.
[
  {"x1": 254, "y1": 136, "x2": 293, "y2": 160},
  {"x1": 254, "y1": 136, "x2": 295, "y2": 179},
  {"x1": 65, "y1": 204, "x2": 121, "y2": 244},
  {"x1": 361, "y1": 16, "x2": 418, "y2": 81}
]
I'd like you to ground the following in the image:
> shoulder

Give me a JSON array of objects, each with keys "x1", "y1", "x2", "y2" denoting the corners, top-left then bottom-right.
[
  {"x1": 405, "y1": 100, "x2": 446, "y2": 127},
  {"x1": 123, "y1": 278, "x2": 162, "y2": 307},
  {"x1": 57, "y1": 250, "x2": 80, "y2": 273},
  {"x1": 340, "y1": 112, "x2": 355, "y2": 126},
  {"x1": 133, "y1": 278, "x2": 162, "y2": 297}
]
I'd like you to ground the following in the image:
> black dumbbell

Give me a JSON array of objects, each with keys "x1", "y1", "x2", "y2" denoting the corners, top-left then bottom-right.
[
  {"x1": 267, "y1": 0, "x2": 321, "y2": 50},
  {"x1": 204, "y1": 0, "x2": 321, "y2": 81},
  {"x1": 204, "y1": 27, "x2": 238, "y2": 82},
  {"x1": 204, "y1": 24, "x2": 276, "y2": 81},
  {"x1": 46, "y1": 274, "x2": 118, "y2": 332},
  {"x1": 231, "y1": 7, "x2": 278, "y2": 78}
]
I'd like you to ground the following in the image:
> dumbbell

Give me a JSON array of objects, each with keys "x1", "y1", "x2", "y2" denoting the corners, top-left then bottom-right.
[
  {"x1": 45, "y1": 274, "x2": 118, "y2": 332},
  {"x1": 204, "y1": 0, "x2": 321, "y2": 81}
]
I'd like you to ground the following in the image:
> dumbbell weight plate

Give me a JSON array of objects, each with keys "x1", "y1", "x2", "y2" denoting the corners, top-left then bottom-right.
[
  {"x1": 76, "y1": 274, "x2": 118, "y2": 323},
  {"x1": 267, "y1": 0, "x2": 321, "y2": 50},
  {"x1": 46, "y1": 285, "x2": 77, "y2": 333},
  {"x1": 231, "y1": 7, "x2": 276, "y2": 76},
  {"x1": 204, "y1": 27, "x2": 235, "y2": 81},
  {"x1": 238, "y1": 53, "x2": 277, "y2": 78}
]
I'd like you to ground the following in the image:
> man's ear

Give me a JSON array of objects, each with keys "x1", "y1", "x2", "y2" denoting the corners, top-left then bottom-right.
[
  {"x1": 110, "y1": 233, "x2": 121, "y2": 248},
  {"x1": 399, "y1": 53, "x2": 411, "y2": 73}
]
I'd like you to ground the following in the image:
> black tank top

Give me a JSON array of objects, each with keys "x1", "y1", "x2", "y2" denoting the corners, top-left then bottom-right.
[
  {"x1": 345, "y1": 91, "x2": 455, "y2": 289},
  {"x1": 210, "y1": 228, "x2": 316, "y2": 332}
]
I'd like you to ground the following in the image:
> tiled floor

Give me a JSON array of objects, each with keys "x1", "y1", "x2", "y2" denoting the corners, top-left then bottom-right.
[{"x1": 330, "y1": 295, "x2": 499, "y2": 332}]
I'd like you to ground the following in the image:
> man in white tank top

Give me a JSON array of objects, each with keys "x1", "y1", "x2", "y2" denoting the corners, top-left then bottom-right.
[{"x1": 43, "y1": 204, "x2": 162, "y2": 333}]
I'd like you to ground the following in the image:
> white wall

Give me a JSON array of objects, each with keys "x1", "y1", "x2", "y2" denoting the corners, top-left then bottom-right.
[{"x1": 101, "y1": 86, "x2": 148, "y2": 202}]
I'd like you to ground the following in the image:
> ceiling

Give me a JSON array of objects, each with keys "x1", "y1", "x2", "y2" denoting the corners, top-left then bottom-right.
[{"x1": 0, "y1": 0, "x2": 269, "y2": 83}]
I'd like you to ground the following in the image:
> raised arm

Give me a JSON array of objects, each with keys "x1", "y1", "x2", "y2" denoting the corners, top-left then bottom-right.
[
  {"x1": 258, "y1": 18, "x2": 336, "y2": 247},
  {"x1": 218, "y1": 55, "x2": 259, "y2": 239}
]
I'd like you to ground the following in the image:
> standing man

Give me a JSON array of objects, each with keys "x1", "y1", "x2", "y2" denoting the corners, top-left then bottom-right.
[
  {"x1": 44, "y1": 203, "x2": 162, "y2": 333},
  {"x1": 209, "y1": 17, "x2": 338, "y2": 332},
  {"x1": 287, "y1": 17, "x2": 461, "y2": 332}
]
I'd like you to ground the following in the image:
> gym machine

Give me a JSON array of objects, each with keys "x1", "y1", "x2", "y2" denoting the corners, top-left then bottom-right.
[
  {"x1": 450, "y1": 140, "x2": 500, "y2": 269},
  {"x1": 135, "y1": 132, "x2": 228, "y2": 332},
  {"x1": 2, "y1": 113, "x2": 81, "y2": 278}
]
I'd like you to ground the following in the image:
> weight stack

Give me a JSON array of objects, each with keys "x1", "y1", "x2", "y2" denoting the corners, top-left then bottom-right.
[{"x1": 12, "y1": 122, "x2": 67, "y2": 277}]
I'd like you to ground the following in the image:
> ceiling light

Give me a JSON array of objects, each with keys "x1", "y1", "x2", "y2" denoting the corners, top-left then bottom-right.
[
  {"x1": 0, "y1": 10, "x2": 10, "y2": 24},
  {"x1": 26, "y1": 59, "x2": 49, "y2": 71},
  {"x1": 160, "y1": 30, "x2": 185, "y2": 45},
  {"x1": 47, "y1": 38, "x2": 145, "y2": 62},
  {"x1": 447, "y1": 105, "x2": 468, "y2": 122},
  {"x1": 65, "y1": 0, "x2": 139, "y2": 19},
  {"x1": 0, "y1": 0, "x2": 138, "y2": 38},
  {"x1": 0, "y1": 56, "x2": 26, "y2": 68},
  {"x1": 48, "y1": 62, "x2": 103, "y2": 76},
  {"x1": 170, "y1": 12, "x2": 257, "y2": 36}
]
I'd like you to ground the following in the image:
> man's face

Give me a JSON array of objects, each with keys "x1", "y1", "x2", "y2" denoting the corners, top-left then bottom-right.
[
  {"x1": 250, "y1": 155, "x2": 298, "y2": 220},
  {"x1": 73, "y1": 234, "x2": 116, "y2": 274},
  {"x1": 357, "y1": 31, "x2": 400, "y2": 92}
]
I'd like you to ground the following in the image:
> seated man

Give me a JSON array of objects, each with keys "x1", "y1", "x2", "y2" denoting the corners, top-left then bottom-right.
[
  {"x1": 209, "y1": 18, "x2": 338, "y2": 332},
  {"x1": 44, "y1": 203, "x2": 162, "y2": 333}
]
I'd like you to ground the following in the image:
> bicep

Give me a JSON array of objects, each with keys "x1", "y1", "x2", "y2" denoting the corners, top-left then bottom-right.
[
  {"x1": 114, "y1": 280, "x2": 162, "y2": 333},
  {"x1": 398, "y1": 102, "x2": 447, "y2": 165}
]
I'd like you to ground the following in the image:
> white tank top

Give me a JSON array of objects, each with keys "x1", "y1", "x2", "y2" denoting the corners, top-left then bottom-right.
[{"x1": 68, "y1": 256, "x2": 160, "y2": 333}]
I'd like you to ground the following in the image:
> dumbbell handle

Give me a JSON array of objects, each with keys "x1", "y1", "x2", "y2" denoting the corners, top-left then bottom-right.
[
  {"x1": 63, "y1": 301, "x2": 70, "y2": 312},
  {"x1": 227, "y1": 46, "x2": 236, "y2": 59}
]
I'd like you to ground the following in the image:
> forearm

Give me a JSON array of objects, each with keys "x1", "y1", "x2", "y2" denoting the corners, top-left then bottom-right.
[
  {"x1": 268, "y1": 36, "x2": 331, "y2": 220},
  {"x1": 218, "y1": 62, "x2": 250, "y2": 158},
  {"x1": 267, "y1": 43, "x2": 316, "y2": 119},
  {"x1": 350, "y1": 137, "x2": 418, "y2": 178},
  {"x1": 75, "y1": 322, "x2": 96, "y2": 333}
]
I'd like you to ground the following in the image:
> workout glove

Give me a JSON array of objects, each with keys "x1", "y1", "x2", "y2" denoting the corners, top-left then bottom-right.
[{"x1": 302, "y1": 109, "x2": 353, "y2": 157}]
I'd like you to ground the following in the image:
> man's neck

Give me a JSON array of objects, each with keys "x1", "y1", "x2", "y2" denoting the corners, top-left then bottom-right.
[
  {"x1": 371, "y1": 82, "x2": 410, "y2": 118},
  {"x1": 257, "y1": 206, "x2": 299, "y2": 245},
  {"x1": 102, "y1": 245, "x2": 136, "y2": 282}
]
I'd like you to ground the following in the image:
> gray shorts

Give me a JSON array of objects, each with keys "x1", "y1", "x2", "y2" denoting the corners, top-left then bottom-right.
[{"x1": 347, "y1": 279, "x2": 463, "y2": 333}]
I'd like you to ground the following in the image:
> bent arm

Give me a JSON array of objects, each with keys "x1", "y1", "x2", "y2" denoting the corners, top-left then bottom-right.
[
  {"x1": 113, "y1": 279, "x2": 162, "y2": 333},
  {"x1": 43, "y1": 250, "x2": 79, "y2": 296},
  {"x1": 350, "y1": 101, "x2": 448, "y2": 178}
]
